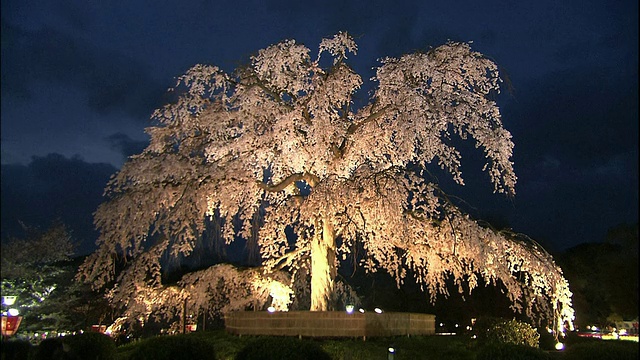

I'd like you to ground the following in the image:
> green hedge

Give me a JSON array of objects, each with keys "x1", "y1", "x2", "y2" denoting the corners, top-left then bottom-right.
[
  {"x1": 127, "y1": 334, "x2": 217, "y2": 360},
  {"x1": 235, "y1": 336, "x2": 331, "y2": 360}
]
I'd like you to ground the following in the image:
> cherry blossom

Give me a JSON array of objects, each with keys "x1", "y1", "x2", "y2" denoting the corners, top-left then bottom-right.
[{"x1": 79, "y1": 32, "x2": 573, "y2": 333}]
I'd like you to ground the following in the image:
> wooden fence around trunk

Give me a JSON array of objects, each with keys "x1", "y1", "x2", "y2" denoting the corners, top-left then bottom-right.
[{"x1": 224, "y1": 311, "x2": 435, "y2": 339}]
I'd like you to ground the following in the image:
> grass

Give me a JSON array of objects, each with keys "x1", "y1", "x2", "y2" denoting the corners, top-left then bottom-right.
[
  {"x1": 114, "y1": 331, "x2": 474, "y2": 360},
  {"x1": 113, "y1": 330, "x2": 639, "y2": 360}
]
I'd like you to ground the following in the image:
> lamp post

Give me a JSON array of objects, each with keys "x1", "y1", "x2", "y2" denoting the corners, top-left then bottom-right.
[{"x1": 2, "y1": 296, "x2": 23, "y2": 340}]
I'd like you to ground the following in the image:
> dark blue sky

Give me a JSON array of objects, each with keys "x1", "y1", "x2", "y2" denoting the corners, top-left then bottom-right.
[{"x1": 1, "y1": 0, "x2": 637, "y2": 255}]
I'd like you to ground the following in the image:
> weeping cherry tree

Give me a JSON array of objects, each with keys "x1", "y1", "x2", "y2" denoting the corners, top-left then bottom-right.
[{"x1": 79, "y1": 32, "x2": 574, "y2": 332}]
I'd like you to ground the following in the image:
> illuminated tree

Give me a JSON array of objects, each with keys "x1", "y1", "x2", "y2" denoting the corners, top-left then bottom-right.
[
  {"x1": 1, "y1": 221, "x2": 75, "y2": 331},
  {"x1": 79, "y1": 33, "x2": 573, "y2": 332}
]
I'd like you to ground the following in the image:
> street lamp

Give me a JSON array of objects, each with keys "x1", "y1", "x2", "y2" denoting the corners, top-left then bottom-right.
[{"x1": 2, "y1": 296, "x2": 23, "y2": 339}]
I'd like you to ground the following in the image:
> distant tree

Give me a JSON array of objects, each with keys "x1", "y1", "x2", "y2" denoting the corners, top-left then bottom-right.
[
  {"x1": 1, "y1": 221, "x2": 74, "y2": 331},
  {"x1": 559, "y1": 223, "x2": 638, "y2": 327},
  {"x1": 1, "y1": 224, "x2": 115, "y2": 332},
  {"x1": 79, "y1": 33, "x2": 573, "y2": 332}
]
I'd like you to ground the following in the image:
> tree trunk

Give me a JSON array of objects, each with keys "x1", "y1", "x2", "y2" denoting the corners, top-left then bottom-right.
[{"x1": 310, "y1": 218, "x2": 337, "y2": 311}]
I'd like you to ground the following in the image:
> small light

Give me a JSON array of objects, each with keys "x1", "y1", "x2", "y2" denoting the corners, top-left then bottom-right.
[
  {"x1": 555, "y1": 342, "x2": 565, "y2": 351},
  {"x1": 374, "y1": 308, "x2": 383, "y2": 314},
  {"x1": 440, "y1": 323, "x2": 444, "y2": 327},
  {"x1": 359, "y1": 308, "x2": 365, "y2": 313},
  {"x1": 455, "y1": 324, "x2": 459, "y2": 328},
  {"x1": 388, "y1": 346, "x2": 396, "y2": 360},
  {"x1": 2, "y1": 296, "x2": 16, "y2": 306},
  {"x1": 267, "y1": 306, "x2": 276, "y2": 313},
  {"x1": 346, "y1": 305, "x2": 354, "y2": 314},
  {"x1": 8, "y1": 308, "x2": 19, "y2": 316}
]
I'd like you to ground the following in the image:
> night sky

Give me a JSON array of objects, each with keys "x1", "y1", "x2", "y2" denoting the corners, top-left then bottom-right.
[{"x1": 1, "y1": 0, "x2": 637, "y2": 256}]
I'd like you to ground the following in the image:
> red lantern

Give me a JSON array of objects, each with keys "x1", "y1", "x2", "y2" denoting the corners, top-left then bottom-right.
[
  {"x1": 1, "y1": 316, "x2": 23, "y2": 337},
  {"x1": 91, "y1": 325, "x2": 107, "y2": 333}
]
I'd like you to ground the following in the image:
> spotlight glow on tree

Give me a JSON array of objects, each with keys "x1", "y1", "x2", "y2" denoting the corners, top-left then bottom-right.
[{"x1": 79, "y1": 32, "x2": 574, "y2": 332}]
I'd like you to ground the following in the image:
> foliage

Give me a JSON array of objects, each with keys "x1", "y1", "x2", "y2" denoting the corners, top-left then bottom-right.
[
  {"x1": 103, "y1": 264, "x2": 292, "y2": 334},
  {"x1": 475, "y1": 317, "x2": 540, "y2": 347},
  {"x1": 79, "y1": 32, "x2": 573, "y2": 331},
  {"x1": 127, "y1": 334, "x2": 217, "y2": 360},
  {"x1": 538, "y1": 327, "x2": 557, "y2": 351},
  {"x1": 557, "y1": 223, "x2": 638, "y2": 328},
  {"x1": 30, "y1": 333, "x2": 116, "y2": 360},
  {"x1": 2, "y1": 240, "x2": 113, "y2": 332},
  {"x1": 0, "y1": 339, "x2": 33, "y2": 360},
  {"x1": 1, "y1": 222, "x2": 74, "y2": 302},
  {"x1": 562, "y1": 340, "x2": 639, "y2": 360},
  {"x1": 1, "y1": 221, "x2": 74, "y2": 279},
  {"x1": 31, "y1": 338, "x2": 65, "y2": 360},
  {"x1": 235, "y1": 337, "x2": 331, "y2": 360},
  {"x1": 61, "y1": 332, "x2": 117, "y2": 360},
  {"x1": 476, "y1": 343, "x2": 551, "y2": 360},
  {"x1": 0, "y1": 222, "x2": 79, "y2": 332}
]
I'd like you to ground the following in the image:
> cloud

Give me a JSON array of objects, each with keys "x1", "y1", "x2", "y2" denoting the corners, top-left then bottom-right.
[
  {"x1": 105, "y1": 132, "x2": 149, "y2": 160},
  {"x1": 0, "y1": 153, "x2": 117, "y2": 255},
  {"x1": 1, "y1": 18, "x2": 165, "y2": 120}
]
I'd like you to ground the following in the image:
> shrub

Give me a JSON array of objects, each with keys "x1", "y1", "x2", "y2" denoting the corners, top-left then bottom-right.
[
  {"x1": 128, "y1": 334, "x2": 217, "y2": 360},
  {"x1": 235, "y1": 336, "x2": 331, "y2": 360},
  {"x1": 31, "y1": 333, "x2": 117, "y2": 360},
  {"x1": 538, "y1": 328, "x2": 557, "y2": 350},
  {"x1": 1, "y1": 339, "x2": 33, "y2": 360},
  {"x1": 562, "y1": 341, "x2": 639, "y2": 360},
  {"x1": 32, "y1": 338, "x2": 66, "y2": 360},
  {"x1": 476, "y1": 343, "x2": 551, "y2": 360},
  {"x1": 476, "y1": 317, "x2": 539, "y2": 347},
  {"x1": 62, "y1": 332, "x2": 117, "y2": 360}
]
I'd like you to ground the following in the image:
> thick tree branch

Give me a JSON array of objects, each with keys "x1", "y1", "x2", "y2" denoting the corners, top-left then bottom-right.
[
  {"x1": 257, "y1": 172, "x2": 320, "y2": 192},
  {"x1": 346, "y1": 104, "x2": 391, "y2": 135}
]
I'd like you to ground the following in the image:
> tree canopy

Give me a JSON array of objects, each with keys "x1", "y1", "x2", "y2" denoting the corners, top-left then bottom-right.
[
  {"x1": 79, "y1": 32, "x2": 574, "y2": 333},
  {"x1": 0, "y1": 221, "x2": 103, "y2": 332}
]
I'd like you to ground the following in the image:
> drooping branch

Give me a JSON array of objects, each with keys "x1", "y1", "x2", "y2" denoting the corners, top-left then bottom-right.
[{"x1": 79, "y1": 34, "x2": 573, "y2": 332}]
